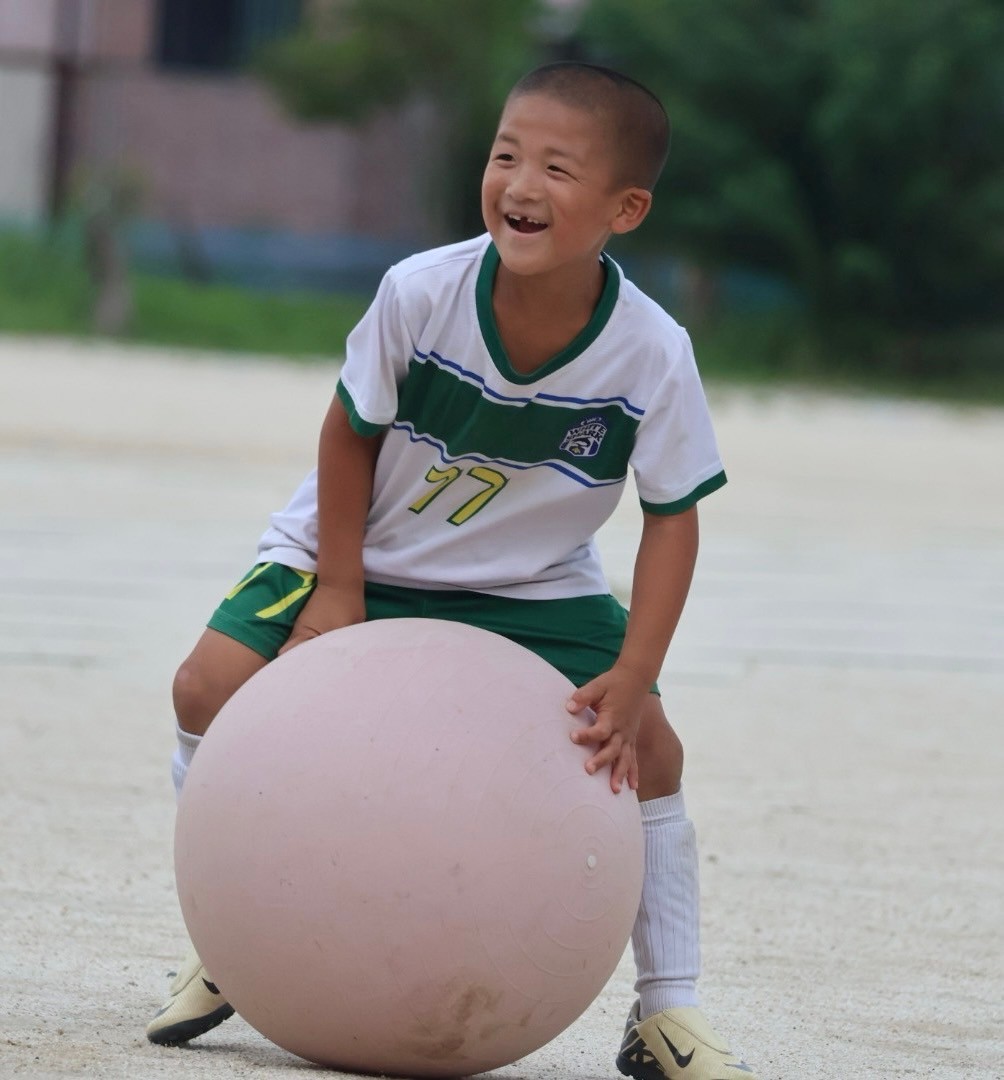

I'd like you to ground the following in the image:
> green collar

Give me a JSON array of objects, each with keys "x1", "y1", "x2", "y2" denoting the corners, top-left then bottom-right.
[{"x1": 475, "y1": 242, "x2": 620, "y2": 384}]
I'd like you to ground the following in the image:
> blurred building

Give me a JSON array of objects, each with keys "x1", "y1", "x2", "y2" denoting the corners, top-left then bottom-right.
[{"x1": 0, "y1": 0, "x2": 434, "y2": 288}]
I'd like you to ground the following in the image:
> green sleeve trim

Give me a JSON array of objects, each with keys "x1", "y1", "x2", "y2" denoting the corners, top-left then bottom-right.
[
  {"x1": 336, "y1": 380, "x2": 386, "y2": 437},
  {"x1": 640, "y1": 470, "x2": 728, "y2": 515}
]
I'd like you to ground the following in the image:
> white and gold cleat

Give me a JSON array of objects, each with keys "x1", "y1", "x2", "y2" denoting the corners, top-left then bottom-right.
[
  {"x1": 146, "y1": 946, "x2": 234, "y2": 1045},
  {"x1": 617, "y1": 1001, "x2": 759, "y2": 1080}
]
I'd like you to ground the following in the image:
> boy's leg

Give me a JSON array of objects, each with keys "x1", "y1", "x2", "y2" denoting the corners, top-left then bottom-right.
[
  {"x1": 617, "y1": 696, "x2": 758, "y2": 1080},
  {"x1": 149, "y1": 630, "x2": 270, "y2": 1045},
  {"x1": 631, "y1": 704, "x2": 698, "y2": 1013},
  {"x1": 169, "y1": 628, "x2": 271, "y2": 797},
  {"x1": 149, "y1": 564, "x2": 314, "y2": 1047},
  {"x1": 173, "y1": 628, "x2": 272, "y2": 737}
]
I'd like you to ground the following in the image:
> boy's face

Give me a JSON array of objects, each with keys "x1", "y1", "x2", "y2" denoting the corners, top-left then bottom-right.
[{"x1": 481, "y1": 92, "x2": 649, "y2": 282}]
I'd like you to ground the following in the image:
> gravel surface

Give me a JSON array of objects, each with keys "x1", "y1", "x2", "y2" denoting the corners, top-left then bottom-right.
[{"x1": 2, "y1": 335, "x2": 1002, "y2": 1079}]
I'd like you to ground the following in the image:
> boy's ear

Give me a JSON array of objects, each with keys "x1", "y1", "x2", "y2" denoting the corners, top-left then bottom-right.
[{"x1": 610, "y1": 187, "x2": 653, "y2": 235}]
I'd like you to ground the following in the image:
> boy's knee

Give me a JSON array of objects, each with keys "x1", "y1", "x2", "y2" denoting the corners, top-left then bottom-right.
[
  {"x1": 171, "y1": 630, "x2": 270, "y2": 736},
  {"x1": 172, "y1": 659, "x2": 216, "y2": 736}
]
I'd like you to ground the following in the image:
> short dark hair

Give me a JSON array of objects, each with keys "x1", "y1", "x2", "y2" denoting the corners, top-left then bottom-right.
[{"x1": 506, "y1": 62, "x2": 670, "y2": 191}]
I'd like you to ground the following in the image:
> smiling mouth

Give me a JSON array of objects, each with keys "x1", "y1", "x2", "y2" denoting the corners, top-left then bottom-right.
[{"x1": 505, "y1": 214, "x2": 548, "y2": 234}]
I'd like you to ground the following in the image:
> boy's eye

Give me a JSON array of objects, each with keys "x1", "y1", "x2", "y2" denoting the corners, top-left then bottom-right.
[
  {"x1": 495, "y1": 152, "x2": 515, "y2": 163},
  {"x1": 547, "y1": 164, "x2": 568, "y2": 175}
]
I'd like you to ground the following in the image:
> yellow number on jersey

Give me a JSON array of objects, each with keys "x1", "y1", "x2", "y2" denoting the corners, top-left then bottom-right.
[
  {"x1": 409, "y1": 464, "x2": 508, "y2": 525},
  {"x1": 446, "y1": 466, "x2": 507, "y2": 525},
  {"x1": 408, "y1": 465, "x2": 463, "y2": 514}
]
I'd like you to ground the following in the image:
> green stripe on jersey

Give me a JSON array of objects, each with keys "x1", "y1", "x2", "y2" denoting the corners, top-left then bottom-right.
[{"x1": 396, "y1": 355, "x2": 639, "y2": 482}]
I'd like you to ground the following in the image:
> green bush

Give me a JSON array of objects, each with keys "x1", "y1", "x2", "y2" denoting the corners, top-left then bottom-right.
[
  {"x1": 129, "y1": 275, "x2": 368, "y2": 358},
  {"x1": 580, "y1": 0, "x2": 1004, "y2": 386},
  {"x1": 0, "y1": 226, "x2": 92, "y2": 334},
  {"x1": 0, "y1": 226, "x2": 368, "y2": 358}
]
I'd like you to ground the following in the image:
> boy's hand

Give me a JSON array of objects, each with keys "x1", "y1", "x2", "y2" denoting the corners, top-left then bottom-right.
[
  {"x1": 278, "y1": 583, "x2": 366, "y2": 655},
  {"x1": 565, "y1": 665, "x2": 649, "y2": 794}
]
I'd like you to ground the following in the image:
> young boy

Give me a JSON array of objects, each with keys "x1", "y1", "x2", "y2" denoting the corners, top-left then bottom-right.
[{"x1": 147, "y1": 62, "x2": 758, "y2": 1080}]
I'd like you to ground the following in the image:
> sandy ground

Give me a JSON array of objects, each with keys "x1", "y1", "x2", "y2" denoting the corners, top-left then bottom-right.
[{"x1": 1, "y1": 334, "x2": 1002, "y2": 1079}]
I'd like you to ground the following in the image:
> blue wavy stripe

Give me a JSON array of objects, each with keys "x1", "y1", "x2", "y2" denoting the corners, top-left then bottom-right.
[
  {"x1": 391, "y1": 421, "x2": 627, "y2": 490},
  {"x1": 413, "y1": 349, "x2": 646, "y2": 417}
]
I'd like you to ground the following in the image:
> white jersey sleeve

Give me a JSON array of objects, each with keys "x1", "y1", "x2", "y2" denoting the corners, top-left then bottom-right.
[
  {"x1": 335, "y1": 269, "x2": 415, "y2": 434},
  {"x1": 630, "y1": 329, "x2": 726, "y2": 514}
]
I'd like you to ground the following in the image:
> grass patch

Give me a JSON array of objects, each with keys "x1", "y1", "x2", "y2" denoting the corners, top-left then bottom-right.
[
  {"x1": 688, "y1": 310, "x2": 816, "y2": 384},
  {"x1": 0, "y1": 226, "x2": 369, "y2": 358},
  {"x1": 689, "y1": 309, "x2": 1004, "y2": 405},
  {"x1": 130, "y1": 275, "x2": 369, "y2": 357},
  {"x1": 2, "y1": 225, "x2": 1002, "y2": 402},
  {"x1": 0, "y1": 227, "x2": 92, "y2": 335}
]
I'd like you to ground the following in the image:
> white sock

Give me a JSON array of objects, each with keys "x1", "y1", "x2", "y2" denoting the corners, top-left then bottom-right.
[
  {"x1": 631, "y1": 790, "x2": 702, "y2": 1016},
  {"x1": 171, "y1": 723, "x2": 202, "y2": 802}
]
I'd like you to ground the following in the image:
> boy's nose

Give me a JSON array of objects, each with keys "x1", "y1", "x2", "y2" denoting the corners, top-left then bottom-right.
[{"x1": 506, "y1": 165, "x2": 542, "y2": 202}]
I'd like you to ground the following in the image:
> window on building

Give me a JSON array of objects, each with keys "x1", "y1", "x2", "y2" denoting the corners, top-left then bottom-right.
[{"x1": 156, "y1": 0, "x2": 303, "y2": 72}]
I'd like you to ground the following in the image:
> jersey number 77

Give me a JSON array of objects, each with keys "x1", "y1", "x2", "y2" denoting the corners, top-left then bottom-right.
[{"x1": 408, "y1": 465, "x2": 508, "y2": 526}]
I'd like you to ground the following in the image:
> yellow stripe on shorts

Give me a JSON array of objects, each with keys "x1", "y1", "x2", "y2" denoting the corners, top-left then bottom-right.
[
  {"x1": 254, "y1": 569, "x2": 316, "y2": 619},
  {"x1": 225, "y1": 562, "x2": 274, "y2": 600}
]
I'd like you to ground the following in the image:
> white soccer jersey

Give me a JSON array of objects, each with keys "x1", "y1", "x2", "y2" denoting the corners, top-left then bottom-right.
[{"x1": 258, "y1": 234, "x2": 725, "y2": 600}]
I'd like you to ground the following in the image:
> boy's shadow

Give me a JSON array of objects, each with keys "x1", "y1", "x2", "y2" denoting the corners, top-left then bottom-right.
[{"x1": 160, "y1": 1036, "x2": 549, "y2": 1080}]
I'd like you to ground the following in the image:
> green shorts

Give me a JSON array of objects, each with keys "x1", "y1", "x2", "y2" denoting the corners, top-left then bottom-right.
[{"x1": 207, "y1": 562, "x2": 656, "y2": 692}]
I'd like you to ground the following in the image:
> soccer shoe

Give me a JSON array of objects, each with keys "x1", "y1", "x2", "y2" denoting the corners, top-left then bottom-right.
[
  {"x1": 146, "y1": 946, "x2": 235, "y2": 1045},
  {"x1": 616, "y1": 1001, "x2": 759, "y2": 1080}
]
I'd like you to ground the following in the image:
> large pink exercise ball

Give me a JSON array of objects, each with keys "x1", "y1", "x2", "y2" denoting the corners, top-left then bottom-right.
[{"x1": 175, "y1": 618, "x2": 643, "y2": 1077}]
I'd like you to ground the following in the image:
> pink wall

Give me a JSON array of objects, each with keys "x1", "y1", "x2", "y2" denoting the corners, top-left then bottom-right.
[
  {"x1": 1, "y1": 0, "x2": 440, "y2": 240},
  {"x1": 71, "y1": 67, "x2": 437, "y2": 238},
  {"x1": 76, "y1": 0, "x2": 154, "y2": 63},
  {"x1": 0, "y1": 0, "x2": 57, "y2": 53},
  {"x1": 0, "y1": 0, "x2": 150, "y2": 60}
]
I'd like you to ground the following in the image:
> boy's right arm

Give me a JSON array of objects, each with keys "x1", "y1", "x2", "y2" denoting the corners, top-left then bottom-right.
[{"x1": 279, "y1": 396, "x2": 381, "y2": 654}]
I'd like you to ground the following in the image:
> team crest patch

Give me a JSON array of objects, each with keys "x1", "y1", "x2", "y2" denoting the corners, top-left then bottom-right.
[{"x1": 560, "y1": 415, "x2": 608, "y2": 459}]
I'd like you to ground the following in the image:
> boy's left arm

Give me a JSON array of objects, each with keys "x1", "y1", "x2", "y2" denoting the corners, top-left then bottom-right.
[{"x1": 566, "y1": 506, "x2": 699, "y2": 793}]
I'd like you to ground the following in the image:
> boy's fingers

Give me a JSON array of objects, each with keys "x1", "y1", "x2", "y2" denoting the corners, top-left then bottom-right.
[
  {"x1": 583, "y1": 733, "x2": 622, "y2": 776},
  {"x1": 278, "y1": 626, "x2": 319, "y2": 654},
  {"x1": 610, "y1": 748, "x2": 627, "y2": 792},
  {"x1": 570, "y1": 713, "x2": 612, "y2": 745},
  {"x1": 610, "y1": 745, "x2": 637, "y2": 794},
  {"x1": 566, "y1": 683, "x2": 600, "y2": 714},
  {"x1": 627, "y1": 755, "x2": 640, "y2": 792}
]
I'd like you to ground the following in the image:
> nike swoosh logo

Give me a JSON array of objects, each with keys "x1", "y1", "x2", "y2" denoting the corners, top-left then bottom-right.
[
  {"x1": 202, "y1": 978, "x2": 222, "y2": 995},
  {"x1": 660, "y1": 1030, "x2": 695, "y2": 1068}
]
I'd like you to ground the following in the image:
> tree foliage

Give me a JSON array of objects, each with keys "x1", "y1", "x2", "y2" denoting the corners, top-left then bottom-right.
[
  {"x1": 255, "y1": 0, "x2": 1004, "y2": 380},
  {"x1": 256, "y1": 0, "x2": 549, "y2": 236},
  {"x1": 577, "y1": 0, "x2": 1004, "y2": 363}
]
